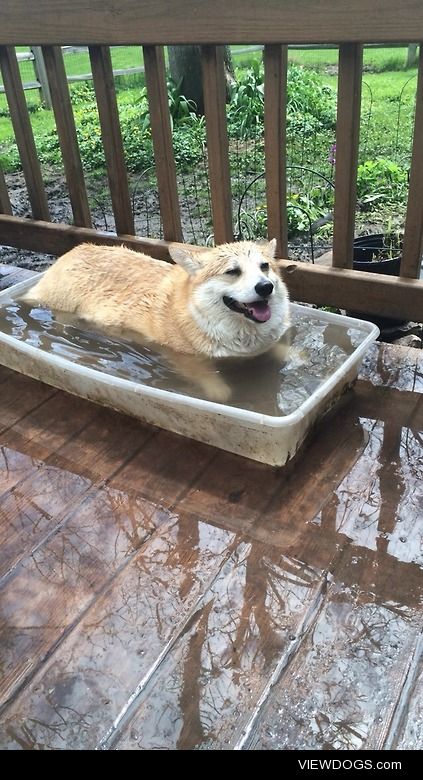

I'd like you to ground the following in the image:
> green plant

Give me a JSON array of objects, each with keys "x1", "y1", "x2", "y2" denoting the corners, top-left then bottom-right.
[
  {"x1": 227, "y1": 60, "x2": 336, "y2": 141},
  {"x1": 357, "y1": 158, "x2": 408, "y2": 207},
  {"x1": 287, "y1": 192, "x2": 328, "y2": 235},
  {"x1": 167, "y1": 78, "x2": 198, "y2": 126}
]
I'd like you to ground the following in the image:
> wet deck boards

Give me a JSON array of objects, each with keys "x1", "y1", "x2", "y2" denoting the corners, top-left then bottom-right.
[{"x1": 0, "y1": 264, "x2": 422, "y2": 750}]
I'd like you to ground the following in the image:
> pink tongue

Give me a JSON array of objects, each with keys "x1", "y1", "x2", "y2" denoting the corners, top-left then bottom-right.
[{"x1": 248, "y1": 301, "x2": 271, "y2": 322}]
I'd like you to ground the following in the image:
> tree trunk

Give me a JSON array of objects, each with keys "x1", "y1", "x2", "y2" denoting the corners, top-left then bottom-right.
[{"x1": 168, "y1": 45, "x2": 235, "y2": 115}]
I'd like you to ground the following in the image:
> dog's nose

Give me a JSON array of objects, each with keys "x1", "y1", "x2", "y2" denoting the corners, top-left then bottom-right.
[{"x1": 255, "y1": 280, "x2": 274, "y2": 298}]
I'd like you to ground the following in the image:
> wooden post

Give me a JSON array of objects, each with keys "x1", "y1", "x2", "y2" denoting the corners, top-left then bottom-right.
[
  {"x1": 201, "y1": 45, "x2": 233, "y2": 245},
  {"x1": 264, "y1": 44, "x2": 288, "y2": 258},
  {"x1": 31, "y1": 46, "x2": 52, "y2": 108},
  {"x1": 332, "y1": 44, "x2": 363, "y2": 268}
]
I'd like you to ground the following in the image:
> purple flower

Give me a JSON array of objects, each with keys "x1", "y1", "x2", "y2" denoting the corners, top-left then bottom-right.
[{"x1": 328, "y1": 143, "x2": 336, "y2": 165}]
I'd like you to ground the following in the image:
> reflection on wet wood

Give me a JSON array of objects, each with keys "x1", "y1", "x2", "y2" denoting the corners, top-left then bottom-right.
[
  {"x1": 0, "y1": 485, "x2": 172, "y2": 710},
  {"x1": 112, "y1": 540, "x2": 332, "y2": 750},
  {"x1": 0, "y1": 368, "x2": 56, "y2": 433},
  {"x1": 0, "y1": 515, "x2": 235, "y2": 750},
  {"x1": 0, "y1": 268, "x2": 422, "y2": 750},
  {"x1": 390, "y1": 650, "x2": 423, "y2": 750}
]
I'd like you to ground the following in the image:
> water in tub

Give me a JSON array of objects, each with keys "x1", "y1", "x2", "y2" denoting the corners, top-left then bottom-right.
[{"x1": 0, "y1": 292, "x2": 368, "y2": 416}]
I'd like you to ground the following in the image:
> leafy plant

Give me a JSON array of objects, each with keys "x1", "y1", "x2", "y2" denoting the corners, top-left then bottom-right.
[
  {"x1": 167, "y1": 78, "x2": 198, "y2": 126},
  {"x1": 357, "y1": 158, "x2": 408, "y2": 206},
  {"x1": 227, "y1": 60, "x2": 336, "y2": 140}
]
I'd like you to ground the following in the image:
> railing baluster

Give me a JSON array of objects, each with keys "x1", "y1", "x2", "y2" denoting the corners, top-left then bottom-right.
[
  {"x1": 201, "y1": 45, "x2": 233, "y2": 244},
  {"x1": 42, "y1": 46, "x2": 92, "y2": 228},
  {"x1": 332, "y1": 43, "x2": 363, "y2": 268},
  {"x1": 401, "y1": 45, "x2": 423, "y2": 279},
  {"x1": 143, "y1": 45, "x2": 182, "y2": 242},
  {"x1": 264, "y1": 44, "x2": 288, "y2": 257},
  {"x1": 0, "y1": 45, "x2": 50, "y2": 221},
  {"x1": 89, "y1": 45, "x2": 134, "y2": 235}
]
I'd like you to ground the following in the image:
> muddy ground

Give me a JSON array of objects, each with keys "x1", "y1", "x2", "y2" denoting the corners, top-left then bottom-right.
[{"x1": 0, "y1": 170, "x2": 327, "y2": 271}]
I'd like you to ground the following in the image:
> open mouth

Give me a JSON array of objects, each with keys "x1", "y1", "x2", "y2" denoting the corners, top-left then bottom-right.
[{"x1": 223, "y1": 295, "x2": 271, "y2": 323}]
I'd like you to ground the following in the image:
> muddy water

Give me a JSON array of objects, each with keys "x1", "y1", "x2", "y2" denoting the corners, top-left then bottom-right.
[{"x1": 0, "y1": 294, "x2": 369, "y2": 416}]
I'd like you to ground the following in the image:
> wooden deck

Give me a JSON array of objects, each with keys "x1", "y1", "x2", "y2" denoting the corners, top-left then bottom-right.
[{"x1": 0, "y1": 266, "x2": 422, "y2": 751}]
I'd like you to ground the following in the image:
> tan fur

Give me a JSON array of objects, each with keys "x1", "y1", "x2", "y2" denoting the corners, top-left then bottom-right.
[{"x1": 21, "y1": 240, "x2": 290, "y2": 401}]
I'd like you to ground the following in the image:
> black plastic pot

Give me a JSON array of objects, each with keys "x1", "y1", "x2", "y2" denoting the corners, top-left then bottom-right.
[
  {"x1": 350, "y1": 233, "x2": 404, "y2": 328},
  {"x1": 353, "y1": 233, "x2": 401, "y2": 276}
]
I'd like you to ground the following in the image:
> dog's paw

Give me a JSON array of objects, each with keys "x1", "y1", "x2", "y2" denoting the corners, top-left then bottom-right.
[
  {"x1": 201, "y1": 375, "x2": 232, "y2": 404},
  {"x1": 270, "y1": 341, "x2": 291, "y2": 364}
]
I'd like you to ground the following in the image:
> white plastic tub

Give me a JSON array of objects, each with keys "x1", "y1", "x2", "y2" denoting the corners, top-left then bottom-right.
[{"x1": 0, "y1": 275, "x2": 379, "y2": 466}]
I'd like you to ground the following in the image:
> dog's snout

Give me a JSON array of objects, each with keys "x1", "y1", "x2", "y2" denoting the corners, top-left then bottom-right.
[{"x1": 255, "y1": 280, "x2": 274, "y2": 298}]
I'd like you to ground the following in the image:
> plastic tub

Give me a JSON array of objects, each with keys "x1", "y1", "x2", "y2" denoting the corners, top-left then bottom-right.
[{"x1": 0, "y1": 275, "x2": 379, "y2": 466}]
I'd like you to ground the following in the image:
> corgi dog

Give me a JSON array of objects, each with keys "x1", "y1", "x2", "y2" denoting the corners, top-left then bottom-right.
[{"x1": 21, "y1": 239, "x2": 290, "y2": 401}]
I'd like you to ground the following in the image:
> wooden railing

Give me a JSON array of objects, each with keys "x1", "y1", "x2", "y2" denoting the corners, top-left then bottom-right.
[{"x1": 0, "y1": 1, "x2": 423, "y2": 321}]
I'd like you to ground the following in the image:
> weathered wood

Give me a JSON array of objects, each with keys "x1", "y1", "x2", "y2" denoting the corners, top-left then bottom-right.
[
  {"x1": 89, "y1": 45, "x2": 134, "y2": 236},
  {"x1": 264, "y1": 45, "x2": 288, "y2": 257},
  {"x1": 178, "y1": 449, "x2": 283, "y2": 534},
  {"x1": 278, "y1": 258, "x2": 423, "y2": 322},
  {"x1": 0, "y1": 370, "x2": 55, "y2": 434},
  {"x1": 0, "y1": 409, "x2": 155, "y2": 707},
  {"x1": 143, "y1": 46, "x2": 183, "y2": 242},
  {"x1": 0, "y1": 46, "x2": 50, "y2": 221},
  {"x1": 332, "y1": 44, "x2": 363, "y2": 268},
  {"x1": 0, "y1": 402, "x2": 158, "y2": 583},
  {"x1": 0, "y1": 486, "x2": 169, "y2": 710},
  {"x1": 388, "y1": 653, "x2": 423, "y2": 749},
  {"x1": 1, "y1": 2, "x2": 423, "y2": 45},
  {"x1": 112, "y1": 539, "x2": 335, "y2": 750},
  {"x1": 0, "y1": 265, "x2": 35, "y2": 291},
  {"x1": 0, "y1": 389, "x2": 98, "y2": 494},
  {"x1": 0, "y1": 515, "x2": 235, "y2": 749},
  {"x1": 201, "y1": 46, "x2": 233, "y2": 244},
  {"x1": 0, "y1": 168, "x2": 12, "y2": 216},
  {"x1": 401, "y1": 45, "x2": 423, "y2": 279},
  {"x1": 41, "y1": 46, "x2": 92, "y2": 228},
  {"x1": 0, "y1": 465, "x2": 92, "y2": 580},
  {"x1": 30, "y1": 46, "x2": 52, "y2": 109},
  {"x1": 0, "y1": 214, "x2": 172, "y2": 260},
  {"x1": 110, "y1": 429, "x2": 217, "y2": 508},
  {"x1": 247, "y1": 569, "x2": 422, "y2": 750},
  {"x1": 244, "y1": 365, "x2": 423, "y2": 750}
]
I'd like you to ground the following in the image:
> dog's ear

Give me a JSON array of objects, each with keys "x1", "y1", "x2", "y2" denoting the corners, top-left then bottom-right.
[
  {"x1": 255, "y1": 238, "x2": 278, "y2": 258},
  {"x1": 265, "y1": 238, "x2": 277, "y2": 258},
  {"x1": 169, "y1": 245, "x2": 206, "y2": 275}
]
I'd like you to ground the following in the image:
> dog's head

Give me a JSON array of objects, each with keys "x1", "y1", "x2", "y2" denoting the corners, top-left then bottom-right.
[{"x1": 168, "y1": 240, "x2": 289, "y2": 356}]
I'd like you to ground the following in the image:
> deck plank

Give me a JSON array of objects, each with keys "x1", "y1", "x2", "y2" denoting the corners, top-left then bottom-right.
[
  {"x1": 242, "y1": 352, "x2": 423, "y2": 750},
  {"x1": 110, "y1": 538, "x2": 335, "y2": 750},
  {"x1": 0, "y1": 513, "x2": 235, "y2": 750},
  {"x1": 109, "y1": 428, "x2": 218, "y2": 508},
  {"x1": 0, "y1": 265, "x2": 422, "y2": 750},
  {"x1": 0, "y1": 397, "x2": 155, "y2": 581},
  {"x1": 0, "y1": 369, "x2": 56, "y2": 433},
  {"x1": 390, "y1": 651, "x2": 423, "y2": 750},
  {"x1": 247, "y1": 566, "x2": 422, "y2": 750},
  {"x1": 0, "y1": 485, "x2": 172, "y2": 711}
]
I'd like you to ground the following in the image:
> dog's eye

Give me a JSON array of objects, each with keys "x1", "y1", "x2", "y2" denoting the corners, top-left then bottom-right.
[
  {"x1": 260, "y1": 262, "x2": 270, "y2": 272},
  {"x1": 225, "y1": 267, "x2": 241, "y2": 276}
]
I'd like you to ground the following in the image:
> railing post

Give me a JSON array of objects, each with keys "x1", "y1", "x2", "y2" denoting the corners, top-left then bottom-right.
[
  {"x1": 332, "y1": 44, "x2": 363, "y2": 268},
  {"x1": 31, "y1": 46, "x2": 52, "y2": 109}
]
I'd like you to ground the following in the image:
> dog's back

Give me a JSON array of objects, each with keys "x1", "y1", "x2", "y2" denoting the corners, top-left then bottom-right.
[{"x1": 21, "y1": 243, "x2": 184, "y2": 341}]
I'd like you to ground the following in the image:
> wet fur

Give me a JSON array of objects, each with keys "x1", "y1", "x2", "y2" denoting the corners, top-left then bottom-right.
[{"x1": 20, "y1": 240, "x2": 290, "y2": 401}]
